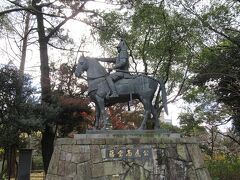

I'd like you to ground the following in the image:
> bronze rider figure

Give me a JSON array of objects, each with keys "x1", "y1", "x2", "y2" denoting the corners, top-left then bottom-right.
[{"x1": 95, "y1": 39, "x2": 129, "y2": 98}]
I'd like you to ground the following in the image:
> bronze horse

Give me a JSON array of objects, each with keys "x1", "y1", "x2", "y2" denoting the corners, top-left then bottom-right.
[{"x1": 75, "y1": 56, "x2": 168, "y2": 130}]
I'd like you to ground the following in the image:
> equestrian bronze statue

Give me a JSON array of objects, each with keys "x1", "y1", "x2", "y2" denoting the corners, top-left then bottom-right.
[{"x1": 75, "y1": 39, "x2": 168, "y2": 130}]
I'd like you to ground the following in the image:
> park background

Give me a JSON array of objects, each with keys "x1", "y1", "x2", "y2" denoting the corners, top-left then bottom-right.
[{"x1": 0, "y1": 0, "x2": 240, "y2": 179}]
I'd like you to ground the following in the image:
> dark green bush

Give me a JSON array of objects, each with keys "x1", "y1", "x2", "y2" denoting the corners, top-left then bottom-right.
[{"x1": 32, "y1": 156, "x2": 44, "y2": 170}]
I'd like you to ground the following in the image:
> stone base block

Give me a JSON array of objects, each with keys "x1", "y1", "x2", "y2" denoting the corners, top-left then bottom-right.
[{"x1": 46, "y1": 131, "x2": 211, "y2": 180}]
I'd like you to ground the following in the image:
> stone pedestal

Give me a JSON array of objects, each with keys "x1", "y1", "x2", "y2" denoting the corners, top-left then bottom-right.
[{"x1": 46, "y1": 131, "x2": 211, "y2": 180}]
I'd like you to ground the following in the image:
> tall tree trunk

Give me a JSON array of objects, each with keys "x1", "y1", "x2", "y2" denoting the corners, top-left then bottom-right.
[
  {"x1": 33, "y1": 5, "x2": 51, "y2": 102},
  {"x1": 31, "y1": 0, "x2": 87, "y2": 172},
  {"x1": 19, "y1": 12, "x2": 30, "y2": 85},
  {"x1": 17, "y1": 11, "x2": 30, "y2": 103},
  {"x1": 32, "y1": 1, "x2": 54, "y2": 173},
  {"x1": 41, "y1": 125, "x2": 55, "y2": 173}
]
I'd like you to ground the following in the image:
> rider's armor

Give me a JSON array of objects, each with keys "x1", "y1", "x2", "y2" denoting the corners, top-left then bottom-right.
[
  {"x1": 110, "y1": 40, "x2": 130, "y2": 81},
  {"x1": 96, "y1": 39, "x2": 130, "y2": 98}
]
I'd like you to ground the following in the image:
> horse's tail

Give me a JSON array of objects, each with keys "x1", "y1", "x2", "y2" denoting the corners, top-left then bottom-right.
[{"x1": 155, "y1": 79, "x2": 168, "y2": 115}]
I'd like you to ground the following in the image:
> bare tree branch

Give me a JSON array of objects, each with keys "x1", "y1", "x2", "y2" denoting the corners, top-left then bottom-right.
[
  {"x1": 38, "y1": 1, "x2": 57, "y2": 8},
  {"x1": 48, "y1": 42, "x2": 88, "y2": 53},
  {"x1": 141, "y1": 26, "x2": 151, "y2": 74},
  {"x1": 153, "y1": 57, "x2": 163, "y2": 76},
  {"x1": 168, "y1": 58, "x2": 191, "y2": 104},
  {"x1": 4, "y1": 0, "x2": 37, "y2": 14},
  {"x1": 46, "y1": 2, "x2": 87, "y2": 41},
  {"x1": 217, "y1": 130, "x2": 240, "y2": 145},
  {"x1": 1, "y1": 1, "x2": 66, "y2": 19},
  {"x1": 0, "y1": 8, "x2": 28, "y2": 16}
]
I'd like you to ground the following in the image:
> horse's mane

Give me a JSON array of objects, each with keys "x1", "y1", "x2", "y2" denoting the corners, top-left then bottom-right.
[{"x1": 84, "y1": 56, "x2": 108, "y2": 75}]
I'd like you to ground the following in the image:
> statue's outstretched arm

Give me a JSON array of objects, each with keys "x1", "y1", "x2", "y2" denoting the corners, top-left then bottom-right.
[{"x1": 95, "y1": 58, "x2": 116, "y2": 63}]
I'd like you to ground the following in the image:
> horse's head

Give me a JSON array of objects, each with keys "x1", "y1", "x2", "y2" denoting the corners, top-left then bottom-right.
[{"x1": 75, "y1": 56, "x2": 88, "y2": 77}]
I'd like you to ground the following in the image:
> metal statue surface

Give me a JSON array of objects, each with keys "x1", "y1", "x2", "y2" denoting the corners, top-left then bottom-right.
[
  {"x1": 75, "y1": 39, "x2": 168, "y2": 130},
  {"x1": 95, "y1": 39, "x2": 130, "y2": 98}
]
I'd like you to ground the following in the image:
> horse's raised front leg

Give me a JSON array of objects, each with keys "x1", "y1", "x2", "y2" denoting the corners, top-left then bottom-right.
[{"x1": 95, "y1": 95, "x2": 111, "y2": 130}]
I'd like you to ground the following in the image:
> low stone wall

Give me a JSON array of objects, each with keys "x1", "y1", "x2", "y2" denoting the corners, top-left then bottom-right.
[{"x1": 46, "y1": 131, "x2": 211, "y2": 180}]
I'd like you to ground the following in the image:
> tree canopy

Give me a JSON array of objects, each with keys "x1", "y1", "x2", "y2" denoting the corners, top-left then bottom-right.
[{"x1": 0, "y1": 64, "x2": 41, "y2": 149}]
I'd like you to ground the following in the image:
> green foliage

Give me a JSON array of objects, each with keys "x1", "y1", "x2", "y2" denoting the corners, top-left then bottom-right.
[
  {"x1": 160, "y1": 122, "x2": 181, "y2": 133},
  {"x1": 97, "y1": 12, "x2": 123, "y2": 43},
  {"x1": 0, "y1": 65, "x2": 43, "y2": 149},
  {"x1": 89, "y1": 0, "x2": 205, "y2": 119},
  {"x1": 179, "y1": 111, "x2": 205, "y2": 136},
  {"x1": 94, "y1": 1, "x2": 199, "y2": 73},
  {"x1": 206, "y1": 157, "x2": 240, "y2": 180},
  {"x1": 32, "y1": 156, "x2": 44, "y2": 170},
  {"x1": 187, "y1": 41, "x2": 240, "y2": 134},
  {"x1": 175, "y1": 1, "x2": 240, "y2": 156}
]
